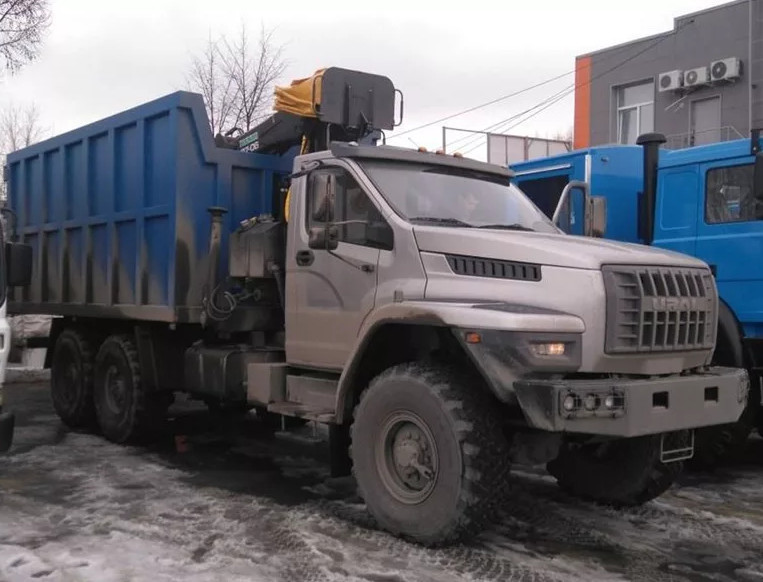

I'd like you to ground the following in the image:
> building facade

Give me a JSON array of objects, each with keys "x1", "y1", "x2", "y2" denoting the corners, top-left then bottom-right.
[{"x1": 574, "y1": 0, "x2": 763, "y2": 149}]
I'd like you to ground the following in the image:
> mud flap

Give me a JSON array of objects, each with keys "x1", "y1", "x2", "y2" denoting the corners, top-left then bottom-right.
[
  {"x1": 0, "y1": 410, "x2": 15, "y2": 453},
  {"x1": 660, "y1": 430, "x2": 694, "y2": 464}
]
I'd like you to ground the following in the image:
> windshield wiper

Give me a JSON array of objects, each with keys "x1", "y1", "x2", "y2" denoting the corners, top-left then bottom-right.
[
  {"x1": 476, "y1": 223, "x2": 535, "y2": 232},
  {"x1": 409, "y1": 217, "x2": 475, "y2": 227}
]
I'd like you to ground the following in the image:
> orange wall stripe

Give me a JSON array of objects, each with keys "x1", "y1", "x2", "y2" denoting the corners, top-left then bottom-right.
[{"x1": 573, "y1": 56, "x2": 591, "y2": 149}]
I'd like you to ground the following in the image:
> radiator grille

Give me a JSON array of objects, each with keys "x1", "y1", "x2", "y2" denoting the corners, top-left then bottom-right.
[
  {"x1": 602, "y1": 265, "x2": 716, "y2": 354},
  {"x1": 446, "y1": 254, "x2": 541, "y2": 282}
]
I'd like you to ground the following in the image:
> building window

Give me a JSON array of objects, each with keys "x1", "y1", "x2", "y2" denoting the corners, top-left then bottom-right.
[
  {"x1": 615, "y1": 81, "x2": 654, "y2": 144},
  {"x1": 705, "y1": 163, "x2": 761, "y2": 223}
]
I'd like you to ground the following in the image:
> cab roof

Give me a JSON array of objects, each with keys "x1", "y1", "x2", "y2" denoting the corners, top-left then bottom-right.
[{"x1": 328, "y1": 141, "x2": 514, "y2": 178}]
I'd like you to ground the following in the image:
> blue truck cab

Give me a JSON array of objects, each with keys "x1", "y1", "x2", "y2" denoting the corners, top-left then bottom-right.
[{"x1": 511, "y1": 134, "x2": 763, "y2": 461}]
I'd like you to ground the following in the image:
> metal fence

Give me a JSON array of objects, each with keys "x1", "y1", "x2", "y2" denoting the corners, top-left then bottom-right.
[{"x1": 664, "y1": 126, "x2": 745, "y2": 150}]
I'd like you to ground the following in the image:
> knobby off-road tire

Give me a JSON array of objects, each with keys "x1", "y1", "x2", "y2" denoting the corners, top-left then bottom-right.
[
  {"x1": 350, "y1": 361, "x2": 511, "y2": 546},
  {"x1": 51, "y1": 328, "x2": 96, "y2": 429},
  {"x1": 691, "y1": 398, "x2": 757, "y2": 468},
  {"x1": 690, "y1": 346, "x2": 756, "y2": 469},
  {"x1": 546, "y1": 433, "x2": 686, "y2": 506},
  {"x1": 93, "y1": 334, "x2": 167, "y2": 444}
]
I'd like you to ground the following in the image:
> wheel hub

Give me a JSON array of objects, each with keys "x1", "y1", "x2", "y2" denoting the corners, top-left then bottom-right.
[
  {"x1": 377, "y1": 412, "x2": 439, "y2": 504},
  {"x1": 61, "y1": 362, "x2": 79, "y2": 405},
  {"x1": 104, "y1": 364, "x2": 127, "y2": 414}
]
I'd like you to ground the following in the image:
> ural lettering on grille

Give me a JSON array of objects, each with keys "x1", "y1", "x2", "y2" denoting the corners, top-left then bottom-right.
[{"x1": 602, "y1": 266, "x2": 716, "y2": 354}]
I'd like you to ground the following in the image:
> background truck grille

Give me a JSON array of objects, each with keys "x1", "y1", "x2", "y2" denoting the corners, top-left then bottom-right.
[{"x1": 602, "y1": 265, "x2": 716, "y2": 354}]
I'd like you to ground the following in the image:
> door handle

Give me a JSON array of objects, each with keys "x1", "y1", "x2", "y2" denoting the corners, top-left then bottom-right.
[{"x1": 296, "y1": 250, "x2": 314, "y2": 266}]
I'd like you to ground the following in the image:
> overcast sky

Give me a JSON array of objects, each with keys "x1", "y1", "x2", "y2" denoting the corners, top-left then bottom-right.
[{"x1": 1, "y1": 0, "x2": 729, "y2": 160}]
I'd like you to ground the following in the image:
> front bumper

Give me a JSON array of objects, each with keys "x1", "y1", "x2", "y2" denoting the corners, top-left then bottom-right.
[
  {"x1": 514, "y1": 366, "x2": 749, "y2": 438},
  {"x1": 0, "y1": 408, "x2": 14, "y2": 453}
]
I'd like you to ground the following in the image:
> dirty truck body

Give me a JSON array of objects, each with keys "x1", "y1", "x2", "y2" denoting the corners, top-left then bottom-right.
[
  {"x1": 510, "y1": 133, "x2": 763, "y2": 464},
  {"x1": 4, "y1": 68, "x2": 748, "y2": 545}
]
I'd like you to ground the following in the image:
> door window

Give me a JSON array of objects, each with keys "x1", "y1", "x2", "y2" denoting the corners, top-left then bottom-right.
[
  {"x1": 306, "y1": 167, "x2": 393, "y2": 250},
  {"x1": 705, "y1": 163, "x2": 760, "y2": 223}
]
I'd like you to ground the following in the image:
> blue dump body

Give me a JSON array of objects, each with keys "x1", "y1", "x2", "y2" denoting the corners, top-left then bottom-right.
[
  {"x1": 510, "y1": 136, "x2": 763, "y2": 339},
  {"x1": 5, "y1": 91, "x2": 293, "y2": 323}
]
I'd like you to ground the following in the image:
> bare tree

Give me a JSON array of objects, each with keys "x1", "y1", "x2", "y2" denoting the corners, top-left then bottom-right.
[
  {"x1": 220, "y1": 23, "x2": 287, "y2": 133},
  {"x1": 186, "y1": 33, "x2": 237, "y2": 136},
  {"x1": 0, "y1": 102, "x2": 45, "y2": 199},
  {"x1": 1, "y1": 101, "x2": 43, "y2": 151},
  {"x1": 551, "y1": 126, "x2": 573, "y2": 143},
  {"x1": 187, "y1": 23, "x2": 287, "y2": 136},
  {"x1": 0, "y1": 0, "x2": 51, "y2": 73}
]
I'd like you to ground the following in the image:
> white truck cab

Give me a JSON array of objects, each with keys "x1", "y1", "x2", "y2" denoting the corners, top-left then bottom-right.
[{"x1": 0, "y1": 208, "x2": 33, "y2": 452}]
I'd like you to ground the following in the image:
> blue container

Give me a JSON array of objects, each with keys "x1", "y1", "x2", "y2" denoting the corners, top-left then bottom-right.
[{"x1": 5, "y1": 91, "x2": 292, "y2": 323}]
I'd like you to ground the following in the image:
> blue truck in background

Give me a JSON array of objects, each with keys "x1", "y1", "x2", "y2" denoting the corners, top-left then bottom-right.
[{"x1": 511, "y1": 132, "x2": 763, "y2": 465}]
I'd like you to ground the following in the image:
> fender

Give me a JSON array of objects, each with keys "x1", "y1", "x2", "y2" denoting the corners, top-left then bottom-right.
[{"x1": 333, "y1": 300, "x2": 584, "y2": 423}]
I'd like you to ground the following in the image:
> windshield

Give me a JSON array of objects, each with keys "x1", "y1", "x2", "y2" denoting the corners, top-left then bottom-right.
[{"x1": 358, "y1": 160, "x2": 560, "y2": 234}]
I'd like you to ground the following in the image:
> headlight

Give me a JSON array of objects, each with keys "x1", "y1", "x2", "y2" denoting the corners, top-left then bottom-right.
[
  {"x1": 457, "y1": 329, "x2": 582, "y2": 374},
  {"x1": 531, "y1": 342, "x2": 566, "y2": 357},
  {"x1": 562, "y1": 394, "x2": 578, "y2": 412}
]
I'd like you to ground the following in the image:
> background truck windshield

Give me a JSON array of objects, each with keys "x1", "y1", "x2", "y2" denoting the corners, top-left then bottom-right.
[{"x1": 359, "y1": 160, "x2": 560, "y2": 233}]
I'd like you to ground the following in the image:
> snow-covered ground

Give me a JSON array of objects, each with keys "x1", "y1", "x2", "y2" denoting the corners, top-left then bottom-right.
[{"x1": 1, "y1": 382, "x2": 762, "y2": 582}]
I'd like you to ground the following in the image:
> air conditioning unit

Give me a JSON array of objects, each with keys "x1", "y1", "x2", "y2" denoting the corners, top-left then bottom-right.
[
  {"x1": 710, "y1": 57, "x2": 742, "y2": 82},
  {"x1": 658, "y1": 70, "x2": 683, "y2": 92},
  {"x1": 684, "y1": 66, "x2": 710, "y2": 87}
]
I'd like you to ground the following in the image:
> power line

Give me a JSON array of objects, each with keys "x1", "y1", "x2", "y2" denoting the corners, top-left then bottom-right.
[
  {"x1": 389, "y1": 25, "x2": 682, "y2": 144},
  {"x1": 460, "y1": 92, "x2": 574, "y2": 155},
  {"x1": 446, "y1": 83, "x2": 575, "y2": 153},
  {"x1": 456, "y1": 18, "x2": 696, "y2": 157},
  {"x1": 446, "y1": 84, "x2": 573, "y2": 152},
  {"x1": 389, "y1": 69, "x2": 575, "y2": 139}
]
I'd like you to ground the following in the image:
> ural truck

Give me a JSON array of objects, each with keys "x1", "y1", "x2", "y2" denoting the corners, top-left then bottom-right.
[
  {"x1": 510, "y1": 132, "x2": 763, "y2": 465},
  {"x1": 4, "y1": 68, "x2": 749, "y2": 545}
]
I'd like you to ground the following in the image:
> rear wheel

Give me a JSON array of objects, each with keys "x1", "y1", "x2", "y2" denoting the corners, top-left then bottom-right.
[
  {"x1": 350, "y1": 361, "x2": 510, "y2": 546},
  {"x1": 93, "y1": 334, "x2": 166, "y2": 444},
  {"x1": 546, "y1": 433, "x2": 686, "y2": 506},
  {"x1": 51, "y1": 329, "x2": 96, "y2": 429}
]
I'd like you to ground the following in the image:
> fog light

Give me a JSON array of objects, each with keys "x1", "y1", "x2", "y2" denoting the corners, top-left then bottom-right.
[
  {"x1": 562, "y1": 394, "x2": 577, "y2": 412},
  {"x1": 532, "y1": 342, "x2": 566, "y2": 357},
  {"x1": 604, "y1": 395, "x2": 615, "y2": 410},
  {"x1": 584, "y1": 393, "x2": 599, "y2": 411}
]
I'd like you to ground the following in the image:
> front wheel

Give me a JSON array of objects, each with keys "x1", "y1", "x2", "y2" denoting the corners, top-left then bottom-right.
[
  {"x1": 546, "y1": 433, "x2": 686, "y2": 506},
  {"x1": 350, "y1": 361, "x2": 511, "y2": 546}
]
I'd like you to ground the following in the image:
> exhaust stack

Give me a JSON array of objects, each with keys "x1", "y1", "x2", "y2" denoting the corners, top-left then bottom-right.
[{"x1": 636, "y1": 132, "x2": 666, "y2": 246}]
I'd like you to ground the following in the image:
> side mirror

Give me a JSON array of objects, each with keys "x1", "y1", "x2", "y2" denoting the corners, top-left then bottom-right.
[
  {"x1": 552, "y1": 180, "x2": 590, "y2": 226},
  {"x1": 311, "y1": 174, "x2": 335, "y2": 223},
  {"x1": 308, "y1": 225, "x2": 339, "y2": 251},
  {"x1": 587, "y1": 196, "x2": 607, "y2": 238},
  {"x1": 6, "y1": 241, "x2": 32, "y2": 287}
]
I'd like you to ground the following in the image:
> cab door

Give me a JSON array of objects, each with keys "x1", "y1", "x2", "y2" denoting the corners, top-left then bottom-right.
[
  {"x1": 693, "y1": 156, "x2": 763, "y2": 323},
  {"x1": 285, "y1": 162, "x2": 393, "y2": 370}
]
